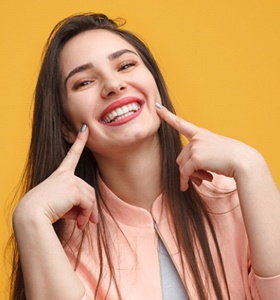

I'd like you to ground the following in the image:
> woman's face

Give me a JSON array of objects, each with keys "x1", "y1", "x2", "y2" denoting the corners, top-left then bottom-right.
[{"x1": 60, "y1": 29, "x2": 162, "y2": 156}]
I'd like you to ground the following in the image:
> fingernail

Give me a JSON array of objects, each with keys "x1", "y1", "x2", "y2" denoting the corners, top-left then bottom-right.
[
  {"x1": 155, "y1": 102, "x2": 163, "y2": 109},
  {"x1": 80, "y1": 124, "x2": 87, "y2": 132}
]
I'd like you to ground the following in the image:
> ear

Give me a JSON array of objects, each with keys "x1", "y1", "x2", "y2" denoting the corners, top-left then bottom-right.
[{"x1": 61, "y1": 120, "x2": 77, "y2": 144}]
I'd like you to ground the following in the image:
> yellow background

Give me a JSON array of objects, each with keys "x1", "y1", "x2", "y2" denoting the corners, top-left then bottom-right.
[{"x1": 1, "y1": 1, "x2": 280, "y2": 298}]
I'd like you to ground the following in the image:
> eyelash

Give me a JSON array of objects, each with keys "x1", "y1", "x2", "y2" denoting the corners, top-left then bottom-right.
[
  {"x1": 73, "y1": 79, "x2": 93, "y2": 90},
  {"x1": 72, "y1": 60, "x2": 137, "y2": 90},
  {"x1": 118, "y1": 60, "x2": 137, "y2": 71}
]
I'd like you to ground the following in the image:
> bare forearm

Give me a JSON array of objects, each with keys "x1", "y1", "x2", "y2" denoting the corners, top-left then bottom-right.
[
  {"x1": 13, "y1": 210, "x2": 85, "y2": 300},
  {"x1": 235, "y1": 151, "x2": 280, "y2": 277}
]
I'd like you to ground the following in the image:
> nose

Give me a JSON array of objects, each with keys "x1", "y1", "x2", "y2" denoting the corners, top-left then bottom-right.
[{"x1": 101, "y1": 74, "x2": 127, "y2": 98}]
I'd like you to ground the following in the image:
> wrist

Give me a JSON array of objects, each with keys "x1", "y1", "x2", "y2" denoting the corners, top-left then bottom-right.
[
  {"x1": 233, "y1": 147, "x2": 267, "y2": 184},
  {"x1": 13, "y1": 200, "x2": 52, "y2": 232}
]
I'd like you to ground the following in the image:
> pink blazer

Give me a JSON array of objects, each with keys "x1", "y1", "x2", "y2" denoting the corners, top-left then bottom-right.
[{"x1": 65, "y1": 175, "x2": 280, "y2": 299}]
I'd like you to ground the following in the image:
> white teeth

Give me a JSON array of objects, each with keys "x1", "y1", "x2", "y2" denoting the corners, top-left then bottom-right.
[
  {"x1": 102, "y1": 102, "x2": 141, "y2": 123},
  {"x1": 116, "y1": 107, "x2": 123, "y2": 115},
  {"x1": 122, "y1": 105, "x2": 129, "y2": 114}
]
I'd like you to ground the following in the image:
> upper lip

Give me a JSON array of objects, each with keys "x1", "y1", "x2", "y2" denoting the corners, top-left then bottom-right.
[{"x1": 99, "y1": 97, "x2": 144, "y2": 123}]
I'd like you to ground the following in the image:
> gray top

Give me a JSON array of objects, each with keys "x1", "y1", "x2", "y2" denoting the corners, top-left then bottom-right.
[{"x1": 158, "y1": 238, "x2": 188, "y2": 299}]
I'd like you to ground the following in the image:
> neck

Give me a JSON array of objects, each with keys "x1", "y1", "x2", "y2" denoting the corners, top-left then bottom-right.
[{"x1": 94, "y1": 135, "x2": 162, "y2": 211}]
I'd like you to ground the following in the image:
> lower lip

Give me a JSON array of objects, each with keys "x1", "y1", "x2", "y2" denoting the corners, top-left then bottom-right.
[{"x1": 101, "y1": 104, "x2": 144, "y2": 126}]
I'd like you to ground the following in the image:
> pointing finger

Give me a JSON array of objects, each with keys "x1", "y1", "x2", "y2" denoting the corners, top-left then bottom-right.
[
  {"x1": 155, "y1": 103, "x2": 199, "y2": 140},
  {"x1": 59, "y1": 124, "x2": 89, "y2": 172}
]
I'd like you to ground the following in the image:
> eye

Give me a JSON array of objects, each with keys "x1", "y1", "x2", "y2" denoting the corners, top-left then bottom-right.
[
  {"x1": 73, "y1": 79, "x2": 94, "y2": 90},
  {"x1": 118, "y1": 60, "x2": 137, "y2": 72}
]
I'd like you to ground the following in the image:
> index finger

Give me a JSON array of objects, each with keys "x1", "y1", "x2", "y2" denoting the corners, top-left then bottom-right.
[
  {"x1": 59, "y1": 124, "x2": 89, "y2": 171},
  {"x1": 155, "y1": 103, "x2": 199, "y2": 140}
]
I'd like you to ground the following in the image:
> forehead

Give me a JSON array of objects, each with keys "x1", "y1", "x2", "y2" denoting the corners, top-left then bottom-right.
[
  {"x1": 67, "y1": 28, "x2": 134, "y2": 48},
  {"x1": 60, "y1": 29, "x2": 136, "y2": 67}
]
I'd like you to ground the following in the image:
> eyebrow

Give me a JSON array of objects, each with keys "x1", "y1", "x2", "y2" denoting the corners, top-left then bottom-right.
[
  {"x1": 64, "y1": 49, "x2": 138, "y2": 87},
  {"x1": 108, "y1": 49, "x2": 138, "y2": 60},
  {"x1": 64, "y1": 63, "x2": 93, "y2": 87}
]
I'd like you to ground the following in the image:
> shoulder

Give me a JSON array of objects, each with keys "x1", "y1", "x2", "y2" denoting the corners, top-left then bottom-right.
[{"x1": 194, "y1": 173, "x2": 239, "y2": 214}]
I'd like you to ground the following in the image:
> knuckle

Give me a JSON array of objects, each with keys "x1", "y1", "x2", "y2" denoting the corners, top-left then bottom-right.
[
  {"x1": 190, "y1": 152, "x2": 200, "y2": 163},
  {"x1": 179, "y1": 163, "x2": 188, "y2": 175},
  {"x1": 73, "y1": 184, "x2": 81, "y2": 195}
]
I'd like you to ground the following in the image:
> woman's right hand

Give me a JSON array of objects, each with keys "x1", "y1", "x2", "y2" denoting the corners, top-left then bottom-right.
[
  {"x1": 14, "y1": 124, "x2": 98, "y2": 230},
  {"x1": 12, "y1": 125, "x2": 96, "y2": 299}
]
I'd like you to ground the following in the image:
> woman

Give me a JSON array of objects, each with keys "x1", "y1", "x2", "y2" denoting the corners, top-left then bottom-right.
[{"x1": 10, "y1": 13, "x2": 280, "y2": 299}]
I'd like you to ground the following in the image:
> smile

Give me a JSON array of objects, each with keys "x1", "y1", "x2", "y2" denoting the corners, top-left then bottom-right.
[{"x1": 101, "y1": 102, "x2": 141, "y2": 124}]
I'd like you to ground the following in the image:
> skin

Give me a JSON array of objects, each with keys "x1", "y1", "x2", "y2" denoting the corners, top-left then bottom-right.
[
  {"x1": 13, "y1": 29, "x2": 280, "y2": 299},
  {"x1": 60, "y1": 29, "x2": 163, "y2": 209},
  {"x1": 61, "y1": 30, "x2": 162, "y2": 154},
  {"x1": 156, "y1": 105, "x2": 280, "y2": 278}
]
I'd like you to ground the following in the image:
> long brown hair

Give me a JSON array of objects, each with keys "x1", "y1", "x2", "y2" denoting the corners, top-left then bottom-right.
[{"x1": 9, "y1": 13, "x2": 229, "y2": 299}]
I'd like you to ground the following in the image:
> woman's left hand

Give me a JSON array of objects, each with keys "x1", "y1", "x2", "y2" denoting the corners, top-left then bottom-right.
[
  {"x1": 156, "y1": 103, "x2": 260, "y2": 191},
  {"x1": 156, "y1": 103, "x2": 280, "y2": 279}
]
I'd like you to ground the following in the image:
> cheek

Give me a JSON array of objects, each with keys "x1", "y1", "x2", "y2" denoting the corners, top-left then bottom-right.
[
  {"x1": 64, "y1": 101, "x2": 78, "y2": 121},
  {"x1": 63, "y1": 94, "x2": 96, "y2": 127},
  {"x1": 63, "y1": 102, "x2": 86, "y2": 130},
  {"x1": 144, "y1": 74, "x2": 161, "y2": 101},
  {"x1": 134, "y1": 67, "x2": 157, "y2": 89}
]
